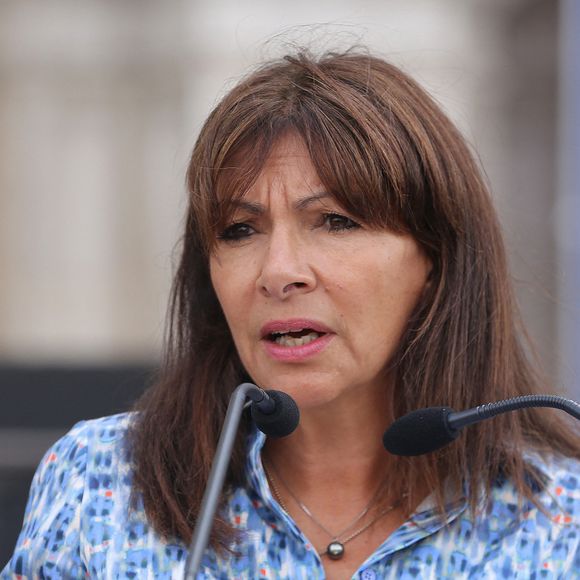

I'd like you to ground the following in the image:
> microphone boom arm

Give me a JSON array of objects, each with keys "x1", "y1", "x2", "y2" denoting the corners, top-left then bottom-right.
[{"x1": 448, "y1": 394, "x2": 580, "y2": 431}]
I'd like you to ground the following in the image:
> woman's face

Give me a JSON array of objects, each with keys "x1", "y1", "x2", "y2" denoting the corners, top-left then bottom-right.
[{"x1": 209, "y1": 134, "x2": 431, "y2": 410}]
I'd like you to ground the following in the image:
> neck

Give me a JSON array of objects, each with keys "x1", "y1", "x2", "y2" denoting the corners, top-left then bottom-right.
[{"x1": 263, "y1": 381, "x2": 394, "y2": 499}]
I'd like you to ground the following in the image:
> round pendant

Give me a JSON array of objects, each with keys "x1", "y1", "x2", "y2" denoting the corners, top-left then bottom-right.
[{"x1": 327, "y1": 541, "x2": 345, "y2": 560}]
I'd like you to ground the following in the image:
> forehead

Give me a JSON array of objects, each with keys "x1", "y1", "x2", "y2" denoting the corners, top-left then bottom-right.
[
  {"x1": 236, "y1": 134, "x2": 326, "y2": 204},
  {"x1": 263, "y1": 132, "x2": 309, "y2": 161},
  {"x1": 254, "y1": 134, "x2": 315, "y2": 179}
]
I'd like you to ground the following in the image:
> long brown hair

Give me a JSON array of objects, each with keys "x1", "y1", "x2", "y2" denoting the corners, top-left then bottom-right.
[{"x1": 130, "y1": 49, "x2": 580, "y2": 549}]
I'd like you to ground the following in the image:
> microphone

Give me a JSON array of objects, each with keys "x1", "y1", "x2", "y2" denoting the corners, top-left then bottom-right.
[
  {"x1": 383, "y1": 394, "x2": 580, "y2": 457},
  {"x1": 184, "y1": 383, "x2": 299, "y2": 578},
  {"x1": 251, "y1": 389, "x2": 300, "y2": 437}
]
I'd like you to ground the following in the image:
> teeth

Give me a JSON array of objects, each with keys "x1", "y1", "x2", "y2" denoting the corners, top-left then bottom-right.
[
  {"x1": 274, "y1": 332, "x2": 321, "y2": 347},
  {"x1": 271, "y1": 328, "x2": 305, "y2": 337}
]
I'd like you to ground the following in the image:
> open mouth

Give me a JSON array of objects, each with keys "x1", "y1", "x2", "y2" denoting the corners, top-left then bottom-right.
[{"x1": 266, "y1": 329, "x2": 326, "y2": 347}]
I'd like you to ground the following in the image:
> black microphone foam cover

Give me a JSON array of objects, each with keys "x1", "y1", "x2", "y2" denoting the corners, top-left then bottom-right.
[
  {"x1": 383, "y1": 407, "x2": 459, "y2": 456},
  {"x1": 251, "y1": 390, "x2": 300, "y2": 438}
]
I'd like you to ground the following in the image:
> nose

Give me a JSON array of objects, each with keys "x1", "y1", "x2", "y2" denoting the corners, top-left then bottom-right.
[{"x1": 256, "y1": 227, "x2": 316, "y2": 300}]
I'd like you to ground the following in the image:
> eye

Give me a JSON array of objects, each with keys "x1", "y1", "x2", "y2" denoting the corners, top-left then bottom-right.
[
  {"x1": 217, "y1": 222, "x2": 255, "y2": 242},
  {"x1": 322, "y1": 212, "x2": 360, "y2": 232}
]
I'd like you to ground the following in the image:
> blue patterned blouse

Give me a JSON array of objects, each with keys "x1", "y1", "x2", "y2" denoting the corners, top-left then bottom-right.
[{"x1": 2, "y1": 413, "x2": 579, "y2": 579}]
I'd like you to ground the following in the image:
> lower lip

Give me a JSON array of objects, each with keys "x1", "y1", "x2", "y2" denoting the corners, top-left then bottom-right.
[{"x1": 262, "y1": 333, "x2": 335, "y2": 362}]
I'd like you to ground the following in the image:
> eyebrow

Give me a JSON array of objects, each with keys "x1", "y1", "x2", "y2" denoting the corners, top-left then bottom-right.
[
  {"x1": 231, "y1": 192, "x2": 331, "y2": 215},
  {"x1": 295, "y1": 192, "x2": 331, "y2": 210}
]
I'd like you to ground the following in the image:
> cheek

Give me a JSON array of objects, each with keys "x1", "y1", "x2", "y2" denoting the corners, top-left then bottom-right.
[{"x1": 335, "y1": 253, "x2": 427, "y2": 339}]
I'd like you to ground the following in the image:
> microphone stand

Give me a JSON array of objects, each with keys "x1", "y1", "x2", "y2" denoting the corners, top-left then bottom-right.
[{"x1": 183, "y1": 383, "x2": 273, "y2": 579}]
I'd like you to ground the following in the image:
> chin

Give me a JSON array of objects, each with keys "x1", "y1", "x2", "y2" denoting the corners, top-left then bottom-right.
[{"x1": 258, "y1": 375, "x2": 346, "y2": 410}]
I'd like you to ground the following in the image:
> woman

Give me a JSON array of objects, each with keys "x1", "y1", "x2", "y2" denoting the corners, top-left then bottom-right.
[{"x1": 3, "y1": 50, "x2": 579, "y2": 579}]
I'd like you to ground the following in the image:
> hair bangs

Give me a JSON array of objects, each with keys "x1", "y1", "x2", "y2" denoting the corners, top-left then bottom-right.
[{"x1": 206, "y1": 112, "x2": 423, "y2": 247}]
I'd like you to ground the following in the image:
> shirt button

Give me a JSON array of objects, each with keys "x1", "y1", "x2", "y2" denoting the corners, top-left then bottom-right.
[{"x1": 360, "y1": 570, "x2": 376, "y2": 580}]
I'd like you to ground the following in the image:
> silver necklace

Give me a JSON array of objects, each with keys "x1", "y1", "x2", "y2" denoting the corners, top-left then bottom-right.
[{"x1": 263, "y1": 460, "x2": 400, "y2": 560}]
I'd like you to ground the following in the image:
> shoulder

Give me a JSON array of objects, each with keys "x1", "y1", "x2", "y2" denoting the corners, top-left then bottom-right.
[
  {"x1": 526, "y1": 451, "x2": 580, "y2": 522},
  {"x1": 33, "y1": 411, "x2": 135, "y2": 507},
  {"x1": 73, "y1": 411, "x2": 135, "y2": 458},
  {"x1": 46, "y1": 412, "x2": 137, "y2": 515},
  {"x1": 66, "y1": 411, "x2": 135, "y2": 445},
  {"x1": 42, "y1": 411, "x2": 134, "y2": 456},
  {"x1": 1, "y1": 413, "x2": 137, "y2": 577},
  {"x1": 482, "y1": 452, "x2": 580, "y2": 572},
  {"x1": 488, "y1": 451, "x2": 580, "y2": 522},
  {"x1": 40, "y1": 412, "x2": 134, "y2": 483},
  {"x1": 29, "y1": 412, "x2": 134, "y2": 501}
]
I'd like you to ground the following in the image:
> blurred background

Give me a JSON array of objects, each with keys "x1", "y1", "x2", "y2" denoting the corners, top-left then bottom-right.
[{"x1": 1, "y1": 0, "x2": 578, "y2": 561}]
